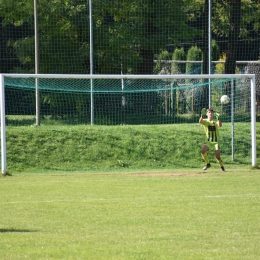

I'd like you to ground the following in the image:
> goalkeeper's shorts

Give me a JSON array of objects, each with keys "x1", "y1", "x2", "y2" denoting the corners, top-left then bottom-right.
[{"x1": 203, "y1": 141, "x2": 219, "y2": 151}]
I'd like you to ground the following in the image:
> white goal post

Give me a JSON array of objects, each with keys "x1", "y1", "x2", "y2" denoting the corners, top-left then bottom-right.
[{"x1": 0, "y1": 73, "x2": 256, "y2": 174}]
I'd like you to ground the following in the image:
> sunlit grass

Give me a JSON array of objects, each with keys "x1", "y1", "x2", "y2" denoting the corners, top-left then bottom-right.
[
  {"x1": 5, "y1": 122, "x2": 259, "y2": 174},
  {"x1": 0, "y1": 170, "x2": 260, "y2": 259}
]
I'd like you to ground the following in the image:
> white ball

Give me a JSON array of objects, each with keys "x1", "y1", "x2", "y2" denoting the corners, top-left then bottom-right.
[{"x1": 220, "y1": 95, "x2": 230, "y2": 104}]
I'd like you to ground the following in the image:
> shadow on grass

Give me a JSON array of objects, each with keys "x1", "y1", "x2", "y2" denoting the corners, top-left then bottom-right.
[{"x1": 0, "y1": 229, "x2": 37, "y2": 233}]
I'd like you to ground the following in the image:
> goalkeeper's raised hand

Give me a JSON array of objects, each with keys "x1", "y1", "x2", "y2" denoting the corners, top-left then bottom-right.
[
  {"x1": 201, "y1": 108, "x2": 206, "y2": 118},
  {"x1": 215, "y1": 112, "x2": 220, "y2": 121}
]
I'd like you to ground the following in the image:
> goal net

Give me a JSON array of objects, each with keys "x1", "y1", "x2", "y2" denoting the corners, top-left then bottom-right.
[{"x1": 0, "y1": 74, "x2": 256, "y2": 173}]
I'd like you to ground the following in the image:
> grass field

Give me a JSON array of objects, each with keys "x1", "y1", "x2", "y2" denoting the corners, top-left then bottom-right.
[
  {"x1": 1, "y1": 168, "x2": 260, "y2": 259},
  {"x1": 1, "y1": 123, "x2": 260, "y2": 259}
]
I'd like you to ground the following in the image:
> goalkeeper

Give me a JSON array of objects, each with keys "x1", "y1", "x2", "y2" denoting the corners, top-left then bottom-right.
[{"x1": 199, "y1": 108, "x2": 225, "y2": 172}]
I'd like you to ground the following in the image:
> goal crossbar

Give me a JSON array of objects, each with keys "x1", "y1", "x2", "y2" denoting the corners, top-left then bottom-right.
[{"x1": 0, "y1": 73, "x2": 256, "y2": 79}]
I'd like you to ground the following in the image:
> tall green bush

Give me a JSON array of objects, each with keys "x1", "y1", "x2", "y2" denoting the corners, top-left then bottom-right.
[
  {"x1": 186, "y1": 46, "x2": 203, "y2": 75},
  {"x1": 170, "y1": 48, "x2": 186, "y2": 115},
  {"x1": 171, "y1": 47, "x2": 186, "y2": 74},
  {"x1": 154, "y1": 50, "x2": 171, "y2": 74}
]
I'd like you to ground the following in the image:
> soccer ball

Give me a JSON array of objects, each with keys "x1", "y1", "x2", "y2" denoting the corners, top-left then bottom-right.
[{"x1": 220, "y1": 95, "x2": 230, "y2": 104}]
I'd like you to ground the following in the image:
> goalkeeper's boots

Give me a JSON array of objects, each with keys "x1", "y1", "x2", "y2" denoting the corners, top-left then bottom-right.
[
  {"x1": 221, "y1": 166, "x2": 226, "y2": 172},
  {"x1": 203, "y1": 163, "x2": 211, "y2": 170}
]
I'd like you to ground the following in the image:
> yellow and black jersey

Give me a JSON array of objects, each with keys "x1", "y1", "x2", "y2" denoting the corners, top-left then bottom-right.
[{"x1": 201, "y1": 119, "x2": 220, "y2": 143}]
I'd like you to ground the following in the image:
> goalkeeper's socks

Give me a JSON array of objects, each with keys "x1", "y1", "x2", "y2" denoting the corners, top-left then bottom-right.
[
  {"x1": 201, "y1": 153, "x2": 210, "y2": 164},
  {"x1": 217, "y1": 159, "x2": 224, "y2": 167}
]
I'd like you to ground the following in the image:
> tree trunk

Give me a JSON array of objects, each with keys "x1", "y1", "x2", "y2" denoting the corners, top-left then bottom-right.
[
  {"x1": 137, "y1": 49, "x2": 154, "y2": 75},
  {"x1": 201, "y1": 0, "x2": 210, "y2": 109},
  {"x1": 224, "y1": 0, "x2": 241, "y2": 76},
  {"x1": 224, "y1": 0, "x2": 241, "y2": 115}
]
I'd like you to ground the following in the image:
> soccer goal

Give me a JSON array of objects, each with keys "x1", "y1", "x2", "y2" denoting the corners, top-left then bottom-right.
[{"x1": 0, "y1": 73, "x2": 256, "y2": 174}]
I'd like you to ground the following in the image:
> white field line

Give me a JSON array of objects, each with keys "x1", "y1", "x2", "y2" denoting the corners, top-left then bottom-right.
[
  {"x1": 1, "y1": 194, "x2": 260, "y2": 204},
  {"x1": 205, "y1": 193, "x2": 260, "y2": 198},
  {"x1": 0, "y1": 198, "x2": 123, "y2": 204}
]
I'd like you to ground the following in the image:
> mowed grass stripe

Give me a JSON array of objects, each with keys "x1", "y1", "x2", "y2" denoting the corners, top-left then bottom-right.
[{"x1": 1, "y1": 170, "x2": 260, "y2": 259}]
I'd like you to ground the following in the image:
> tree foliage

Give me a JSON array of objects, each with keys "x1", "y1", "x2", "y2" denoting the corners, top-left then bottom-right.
[
  {"x1": 171, "y1": 48, "x2": 186, "y2": 74},
  {"x1": 0, "y1": 0, "x2": 259, "y2": 75},
  {"x1": 0, "y1": 0, "x2": 198, "y2": 74}
]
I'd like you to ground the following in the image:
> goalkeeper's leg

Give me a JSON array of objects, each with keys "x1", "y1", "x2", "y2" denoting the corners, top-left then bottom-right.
[
  {"x1": 201, "y1": 144, "x2": 210, "y2": 170},
  {"x1": 215, "y1": 150, "x2": 225, "y2": 172}
]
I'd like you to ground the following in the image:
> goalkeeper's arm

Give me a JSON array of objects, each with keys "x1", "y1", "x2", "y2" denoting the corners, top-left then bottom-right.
[
  {"x1": 215, "y1": 112, "x2": 222, "y2": 127},
  {"x1": 215, "y1": 112, "x2": 220, "y2": 121},
  {"x1": 199, "y1": 108, "x2": 206, "y2": 124}
]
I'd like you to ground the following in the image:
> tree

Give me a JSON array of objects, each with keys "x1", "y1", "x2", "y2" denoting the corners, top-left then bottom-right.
[
  {"x1": 0, "y1": 18, "x2": 23, "y2": 73},
  {"x1": 171, "y1": 48, "x2": 186, "y2": 114},
  {"x1": 171, "y1": 48, "x2": 186, "y2": 74},
  {"x1": 94, "y1": 0, "x2": 199, "y2": 74},
  {"x1": 224, "y1": 0, "x2": 242, "y2": 75},
  {"x1": 186, "y1": 46, "x2": 203, "y2": 74},
  {"x1": 0, "y1": 0, "x2": 91, "y2": 73},
  {"x1": 0, "y1": 0, "x2": 199, "y2": 74},
  {"x1": 153, "y1": 50, "x2": 171, "y2": 74},
  {"x1": 212, "y1": 0, "x2": 259, "y2": 73},
  {"x1": 0, "y1": 0, "x2": 259, "y2": 75}
]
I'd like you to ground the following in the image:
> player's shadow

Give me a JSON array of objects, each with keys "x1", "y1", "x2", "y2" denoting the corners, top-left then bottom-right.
[{"x1": 0, "y1": 229, "x2": 37, "y2": 233}]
